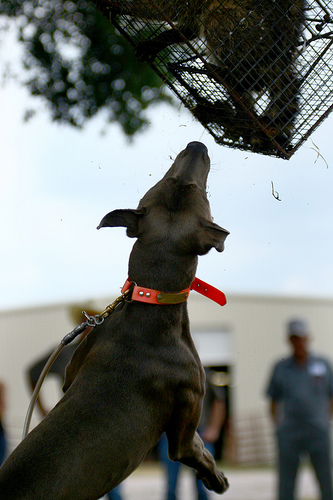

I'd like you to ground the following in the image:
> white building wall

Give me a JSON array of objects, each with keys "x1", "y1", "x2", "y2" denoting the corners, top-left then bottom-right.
[
  {"x1": 188, "y1": 293, "x2": 333, "y2": 412},
  {"x1": 190, "y1": 293, "x2": 333, "y2": 464}
]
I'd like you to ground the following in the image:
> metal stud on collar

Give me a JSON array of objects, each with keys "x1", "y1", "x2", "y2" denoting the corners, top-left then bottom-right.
[{"x1": 138, "y1": 290, "x2": 151, "y2": 298}]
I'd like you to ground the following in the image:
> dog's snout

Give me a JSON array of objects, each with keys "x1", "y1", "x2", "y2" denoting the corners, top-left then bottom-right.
[
  {"x1": 160, "y1": 141, "x2": 210, "y2": 191},
  {"x1": 186, "y1": 141, "x2": 208, "y2": 156}
]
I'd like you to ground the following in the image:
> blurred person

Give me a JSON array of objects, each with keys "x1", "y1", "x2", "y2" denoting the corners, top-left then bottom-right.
[
  {"x1": 0, "y1": 381, "x2": 6, "y2": 465},
  {"x1": 266, "y1": 319, "x2": 333, "y2": 500},
  {"x1": 159, "y1": 367, "x2": 227, "y2": 500},
  {"x1": 26, "y1": 307, "x2": 123, "y2": 500}
]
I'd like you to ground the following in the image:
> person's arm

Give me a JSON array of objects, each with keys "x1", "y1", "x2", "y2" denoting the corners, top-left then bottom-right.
[
  {"x1": 266, "y1": 362, "x2": 282, "y2": 427},
  {"x1": 269, "y1": 400, "x2": 278, "y2": 425},
  {"x1": 201, "y1": 399, "x2": 226, "y2": 443}
]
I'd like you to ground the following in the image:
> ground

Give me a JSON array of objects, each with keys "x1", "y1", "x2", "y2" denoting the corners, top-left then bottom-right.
[{"x1": 100, "y1": 463, "x2": 319, "y2": 500}]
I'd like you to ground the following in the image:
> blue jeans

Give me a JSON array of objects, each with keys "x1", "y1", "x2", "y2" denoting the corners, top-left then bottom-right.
[
  {"x1": 0, "y1": 425, "x2": 6, "y2": 466},
  {"x1": 106, "y1": 484, "x2": 122, "y2": 500},
  {"x1": 277, "y1": 427, "x2": 333, "y2": 500},
  {"x1": 158, "y1": 433, "x2": 214, "y2": 500}
]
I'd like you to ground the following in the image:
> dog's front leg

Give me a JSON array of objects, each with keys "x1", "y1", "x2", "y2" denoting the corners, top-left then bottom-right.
[{"x1": 167, "y1": 427, "x2": 229, "y2": 494}]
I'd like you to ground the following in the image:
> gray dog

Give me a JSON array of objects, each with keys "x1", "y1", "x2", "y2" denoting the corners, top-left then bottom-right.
[{"x1": 0, "y1": 141, "x2": 229, "y2": 499}]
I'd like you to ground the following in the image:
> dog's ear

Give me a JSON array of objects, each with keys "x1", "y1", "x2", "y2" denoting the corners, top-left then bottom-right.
[
  {"x1": 97, "y1": 208, "x2": 146, "y2": 238},
  {"x1": 197, "y1": 219, "x2": 229, "y2": 254}
]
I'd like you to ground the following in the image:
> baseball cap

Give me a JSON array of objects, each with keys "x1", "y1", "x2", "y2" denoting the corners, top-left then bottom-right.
[{"x1": 287, "y1": 319, "x2": 309, "y2": 337}]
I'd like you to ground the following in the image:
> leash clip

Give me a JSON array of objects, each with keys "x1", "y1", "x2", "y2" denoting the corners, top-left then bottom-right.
[{"x1": 82, "y1": 311, "x2": 105, "y2": 327}]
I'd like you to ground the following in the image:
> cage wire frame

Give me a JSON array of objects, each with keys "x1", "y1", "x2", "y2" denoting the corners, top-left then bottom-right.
[{"x1": 94, "y1": 0, "x2": 333, "y2": 159}]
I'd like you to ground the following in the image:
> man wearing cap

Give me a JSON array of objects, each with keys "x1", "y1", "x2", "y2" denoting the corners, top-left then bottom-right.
[{"x1": 266, "y1": 319, "x2": 333, "y2": 500}]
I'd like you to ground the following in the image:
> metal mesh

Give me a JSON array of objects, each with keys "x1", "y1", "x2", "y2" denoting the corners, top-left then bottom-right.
[{"x1": 94, "y1": 0, "x2": 333, "y2": 159}]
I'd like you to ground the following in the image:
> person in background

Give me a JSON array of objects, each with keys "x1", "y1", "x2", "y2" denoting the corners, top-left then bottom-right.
[
  {"x1": 266, "y1": 319, "x2": 333, "y2": 500},
  {"x1": 159, "y1": 367, "x2": 227, "y2": 500},
  {"x1": 0, "y1": 381, "x2": 6, "y2": 465},
  {"x1": 26, "y1": 306, "x2": 123, "y2": 500}
]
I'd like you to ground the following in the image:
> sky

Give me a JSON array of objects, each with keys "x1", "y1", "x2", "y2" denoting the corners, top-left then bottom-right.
[{"x1": 1, "y1": 30, "x2": 333, "y2": 311}]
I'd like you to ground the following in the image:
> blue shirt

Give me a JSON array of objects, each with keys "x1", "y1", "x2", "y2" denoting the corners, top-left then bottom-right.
[{"x1": 266, "y1": 354, "x2": 333, "y2": 432}]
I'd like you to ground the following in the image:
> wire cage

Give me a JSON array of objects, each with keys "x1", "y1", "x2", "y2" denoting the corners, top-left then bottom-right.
[{"x1": 94, "y1": 0, "x2": 333, "y2": 159}]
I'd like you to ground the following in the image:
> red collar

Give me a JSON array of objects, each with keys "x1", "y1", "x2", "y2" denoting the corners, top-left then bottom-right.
[{"x1": 121, "y1": 277, "x2": 226, "y2": 306}]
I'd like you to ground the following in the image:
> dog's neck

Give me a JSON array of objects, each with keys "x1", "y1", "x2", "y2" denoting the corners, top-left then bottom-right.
[{"x1": 127, "y1": 242, "x2": 198, "y2": 293}]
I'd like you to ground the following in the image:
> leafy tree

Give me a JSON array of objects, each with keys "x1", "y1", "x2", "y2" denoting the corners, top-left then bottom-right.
[{"x1": 0, "y1": 0, "x2": 172, "y2": 136}]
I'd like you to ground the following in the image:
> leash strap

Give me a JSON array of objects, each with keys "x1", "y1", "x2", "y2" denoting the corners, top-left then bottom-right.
[{"x1": 121, "y1": 278, "x2": 227, "y2": 306}]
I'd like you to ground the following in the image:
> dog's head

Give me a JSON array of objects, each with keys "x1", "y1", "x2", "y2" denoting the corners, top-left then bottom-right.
[{"x1": 98, "y1": 142, "x2": 229, "y2": 287}]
